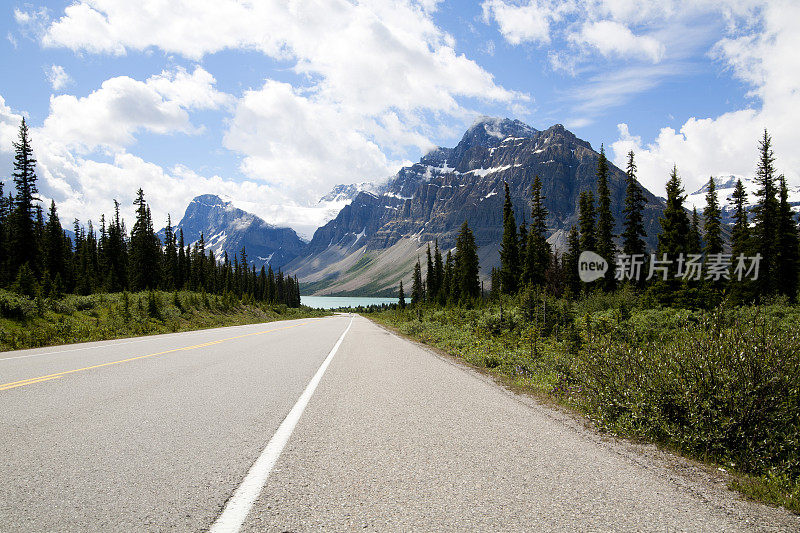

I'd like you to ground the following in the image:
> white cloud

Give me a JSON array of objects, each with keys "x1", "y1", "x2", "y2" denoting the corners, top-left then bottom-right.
[
  {"x1": 481, "y1": 0, "x2": 564, "y2": 45},
  {"x1": 40, "y1": 66, "x2": 229, "y2": 152},
  {"x1": 611, "y1": 0, "x2": 800, "y2": 196},
  {"x1": 572, "y1": 20, "x2": 664, "y2": 62},
  {"x1": 46, "y1": 64, "x2": 72, "y2": 91},
  {"x1": 33, "y1": 0, "x2": 526, "y2": 207}
]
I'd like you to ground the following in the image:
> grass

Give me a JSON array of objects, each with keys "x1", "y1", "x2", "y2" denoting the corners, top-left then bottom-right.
[
  {"x1": 369, "y1": 294, "x2": 800, "y2": 514},
  {"x1": 0, "y1": 289, "x2": 331, "y2": 351}
]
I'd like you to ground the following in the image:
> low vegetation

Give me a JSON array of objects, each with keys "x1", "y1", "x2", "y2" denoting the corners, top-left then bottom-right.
[
  {"x1": 0, "y1": 289, "x2": 330, "y2": 351},
  {"x1": 369, "y1": 293, "x2": 800, "y2": 514}
]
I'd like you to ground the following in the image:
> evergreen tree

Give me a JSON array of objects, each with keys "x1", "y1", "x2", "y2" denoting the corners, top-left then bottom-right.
[
  {"x1": 731, "y1": 179, "x2": 750, "y2": 258},
  {"x1": 129, "y1": 189, "x2": 161, "y2": 290},
  {"x1": 689, "y1": 207, "x2": 702, "y2": 254},
  {"x1": 266, "y1": 265, "x2": 276, "y2": 302},
  {"x1": 426, "y1": 243, "x2": 436, "y2": 301},
  {"x1": 523, "y1": 175, "x2": 551, "y2": 287},
  {"x1": 578, "y1": 190, "x2": 596, "y2": 252},
  {"x1": 595, "y1": 145, "x2": 615, "y2": 290},
  {"x1": 176, "y1": 229, "x2": 186, "y2": 289},
  {"x1": 776, "y1": 175, "x2": 799, "y2": 300},
  {"x1": 564, "y1": 225, "x2": 581, "y2": 296},
  {"x1": 499, "y1": 181, "x2": 520, "y2": 294},
  {"x1": 621, "y1": 151, "x2": 647, "y2": 257},
  {"x1": 751, "y1": 129, "x2": 780, "y2": 295},
  {"x1": 443, "y1": 250, "x2": 454, "y2": 304},
  {"x1": 43, "y1": 200, "x2": 68, "y2": 286},
  {"x1": 703, "y1": 177, "x2": 723, "y2": 255},
  {"x1": 455, "y1": 220, "x2": 480, "y2": 303},
  {"x1": 162, "y1": 215, "x2": 177, "y2": 290},
  {"x1": 10, "y1": 117, "x2": 40, "y2": 276},
  {"x1": 398, "y1": 280, "x2": 406, "y2": 309},
  {"x1": 104, "y1": 200, "x2": 128, "y2": 292},
  {"x1": 0, "y1": 182, "x2": 7, "y2": 285},
  {"x1": 518, "y1": 218, "x2": 528, "y2": 264},
  {"x1": 433, "y1": 240, "x2": 444, "y2": 301},
  {"x1": 411, "y1": 258, "x2": 424, "y2": 306},
  {"x1": 656, "y1": 166, "x2": 691, "y2": 290}
]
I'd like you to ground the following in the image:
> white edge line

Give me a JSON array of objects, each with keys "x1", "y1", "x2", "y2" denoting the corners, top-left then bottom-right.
[{"x1": 209, "y1": 315, "x2": 354, "y2": 533}]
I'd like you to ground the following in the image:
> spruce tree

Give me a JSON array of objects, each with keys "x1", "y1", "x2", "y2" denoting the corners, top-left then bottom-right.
[
  {"x1": 443, "y1": 250, "x2": 454, "y2": 304},
  {"x1": 595, "y1": 145, "x2": 615, "y2": 290},
  {"x1": 455, "y1": 220, "x2": 480, "y2": 303},
  {"x1": 776, "y1": 176, "x2": 799, "y2": 300},
  {"x1": 751, "y1": 129, "x2": 779, "y2": 295},
  {"x1": 398, "y1": 280, "x2": 406, "y2": 309},
  {"x1": 499, "y1": 181, "x2": 519, "y2": 294},
  {"x1": 518, "y1": 218, "x2": 528, "y2": 264},
  {"x1": 426, "y1": 243, "x2": 436, "y2": 301},
  {"x1": 731, "y1": 179, "x2": 750, "y2": 258},
  {"x1": 656, "y1": 166, "x2": 691, "y2": 289},
  {"x1": 411, "y1": 258, "x2": 424, "y2": 306},
  {"x1": 129, "y1": 189, "x2": 161, "y2": 290},
  {"x1": 703, "y1": 177, "x2": 722, "y2": 255},
  {"x1": 0, "y1": 182, "x2": 7, "y2": 285},
  {"x1": 524, "y1": 175, "x2": 551, "y2": 287},
  {"x1": 162, "y1": 215, "x2": 177, "y2": 290},
  {"x1": 689, "y1": 207, "x2": 702, "y2": 253},
  {"x1": 433, "y1": 240, "x2": 444, "y2": 302},
  {"x1": 564, "y1": 225, "x2": 581, "y2": 296},
  {"x1": 44, "y1": 200, "x2": 68, "y2": 288},
  {"x1": 578, "y1": 190, "x2": 596, "y2": 252},
  {"x1": 10, "y1": 117, "x2": 40, "y2": 276},
  {"x1": 621, "y1": 151, "x2": 646, "y2": 257}
]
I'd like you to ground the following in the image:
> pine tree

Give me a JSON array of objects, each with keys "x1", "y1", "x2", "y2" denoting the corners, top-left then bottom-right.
[
  {"x1": 129, "y1": 189, "x2": 161, "y2": 290},
  {"x1": 176, "y1": 229, "x2": 186, "y2": 289},
  {"x1": 751, "y1": 129, "x2": 780, "y2": 295},
  {"x1": 578, "y1": 190, "x2": 596, "y2": 252},
  {"x1": 411, "y1": 258, "x2": 424, "y2": 306},
  {"x1": 689, "y1": 207, "x2": 702, "y2": 253},
  {"x1": 518, "y1": 218, "x2": 528, "y2": 264},
  {"x1": 426, "y1": 243, "x2": 436, "y2": 301},
  {"x1": 104, "y1": 200, "x2": 128, "y2": 292},
  {"x1": 776, "y1": 176, "x2": 799, "y2": 300},
  {"x1": 499, "y1": 181, "x2": 520, "y2": 294},
  {"x1": 731, "y1": 179, "x2": 750, "y2": 258},
  {"x1": 703, "y1": 177, "x2": 722, "y2": 255},
  {"x1": 621, "y1": 151, "x2": 647, "y2": 257},
  {"x1": 10, "y1": 117, "x2": 40, "y2": 276},
  {"x1": 43, "y1": 200, "x2": 68, "y2": 288},
  {"x1": 162, "y1": 215, "x2": 177, "y2": 290},
  {"x1": 398, "y1": 280, "x2": 406, "y2": 309},
  {"x1": 656, "y1": 166, "x2": 691, "y2": 290},
  {"x1": 523, "y1": 175, "x2": 551, "y2": 287},
  {"x1": 595, "y1": 145, "x2": 615, "y2": 290},
  {"x1": 433, "y1": 240, "x2": 444, "y2": 302},
  {"x1": 455, "y1": 220, "x2": 480, "y2": 303},
  {"x1": 0, "y1": 182, "x2": 7, "y2": 286},
  {"x1": 443, "y1": 250, "x2": 454, "y2": 304},
  {"x1": 564, "y1": 225, "x2": 581, "y2": 296}
]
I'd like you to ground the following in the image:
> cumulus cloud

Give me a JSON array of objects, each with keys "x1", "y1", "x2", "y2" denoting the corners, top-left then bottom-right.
[
  {"x1": 29, "y1": 0, "x2": 525, "y2": 205},
  {"x1": 45, "y1": 64, "x2": 72, "y2": 91},
  {"x1": 40, "y1": 66, "x2": 229, "y2": 152},
  {"x1": 611, "y1": 0, "x2": 800, "y2": 196},
  {"x1": 572, "y1": 20, "x2": 664, "y2": 62}
]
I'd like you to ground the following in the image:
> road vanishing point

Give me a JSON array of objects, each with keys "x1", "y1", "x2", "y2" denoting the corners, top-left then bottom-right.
[{"x1": 1, "y1": 314, "x2": 798, "y2": 532}]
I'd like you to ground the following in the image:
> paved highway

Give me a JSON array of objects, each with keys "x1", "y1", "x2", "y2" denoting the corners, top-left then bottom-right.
[{"x1": 1, "y1": 314, "x2": 797, "y2": 531}]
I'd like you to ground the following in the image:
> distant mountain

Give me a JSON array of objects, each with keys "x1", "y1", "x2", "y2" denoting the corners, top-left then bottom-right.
[
  {"x1": 686, "y1": 175, "x2": 800, "y2": 224},
  {"x1": 288, "y1": 117, "x2": 666, "y2": 296},
  {"x1": 160, "y1": 194, "x2": 306, "y2": 270}
]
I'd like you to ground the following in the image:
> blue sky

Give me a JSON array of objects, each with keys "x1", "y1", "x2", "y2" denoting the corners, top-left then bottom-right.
[{"x1": 1, "y1": 0, "x2": 798, "y2": 239}]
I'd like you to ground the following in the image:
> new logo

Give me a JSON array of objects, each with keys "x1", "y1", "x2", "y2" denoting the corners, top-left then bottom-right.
[{"x1": 579, "y1": 251, "x2": 608, "y2": 282}]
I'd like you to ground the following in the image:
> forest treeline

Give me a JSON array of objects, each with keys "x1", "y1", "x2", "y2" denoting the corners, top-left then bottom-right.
[
  {"x1": 402, "y1": 130, "x2": 798, "y2": 308},
  {"x1": 0, "y1": 119, "x2": 300, "y2": 307}
]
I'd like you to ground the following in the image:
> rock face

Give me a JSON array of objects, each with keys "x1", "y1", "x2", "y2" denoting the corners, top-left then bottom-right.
[
  {"x1": 161, "y1": 194, "x2": 306, "y2": 270},
  {"x1": 291, "y1": 117, "x2": 665, "y2": 294}
]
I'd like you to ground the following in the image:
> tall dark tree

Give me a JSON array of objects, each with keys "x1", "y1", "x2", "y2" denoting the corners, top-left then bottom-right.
[
  {"x1": 455, "y1": 220, "x2": 480, "y2": 302},
  {"x1": 703, "y1": 177, "x2": 723, "y2": 255},
  {"x1": 578, "y1": 190, "x2": 596, "y2": 253},
  {"x1": 689, "y1": 207, "x2": 702, "y2": 254},
  {"x1": 595, "y1": 145, "x2": 615, "y2": 290},
  {"x1": 129, "y1": 189, "x2": 161, "y2": 290},
  {"x1": 621, "y1": 151, "x2": 647, "y2": 257},
  {"x1": 162, "y1": 214, "x2": 177, "y2": 290},
  {"x1": 731, "y1": 179, "x2": 750, "y2": 259},
  {"x1": 656, "y1": 166, "x2": 691, "y2": 281},
  {"x1": 523, "y1": 175, "x2": 551, "y2": 287},
  {"x1": 426, "y1": 243, "x2": 436, "y2": 302},
  {"x1": 776, "y1": 175, "x2": 799, "y2": 300},
  {"x1": 104, "y1": 200, "x2": 128, "y2": 292},
  {"x1": 411, "y1": 258, "x2": 424, "y2": 306},
  {"x1": 443, "y1": 250, "x2": 454, "y2": 303},
  {"x1": 499, "y1": 181, "x2": 520, "y2": 294},
  {"x1": 751, "y1": 129, "x2": 780, "y2": 295},
  {"x1": 564, "y1": 225, "x2": 581, "y2": 296},
  {"x1": 433, "y1": 240, "x2": 444, "y2": 301},
  {"x1": 43, "y1": 200, "x2": 68, "y2": 287},
  {"x1": 10, "y1": 117, "x2": 40, "y2": 275},
  {"x1": 398, "y1": 280, "x2": 406, "y2": 309}
]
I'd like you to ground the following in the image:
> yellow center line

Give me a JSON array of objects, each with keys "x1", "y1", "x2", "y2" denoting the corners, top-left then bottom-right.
[{"x1": 0, "y1": 321, "x2": 310, "y2": 392}]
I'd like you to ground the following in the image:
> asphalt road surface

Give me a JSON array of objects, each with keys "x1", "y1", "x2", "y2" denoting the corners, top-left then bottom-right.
[{"x1": 1, "y1": 314, "x2": 798, "y2": 532}]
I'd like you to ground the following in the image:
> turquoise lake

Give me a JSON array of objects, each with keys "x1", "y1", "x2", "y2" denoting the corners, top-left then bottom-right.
[{"x1": 300, "y1": 296, "x2": 399, "y2": 309}]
